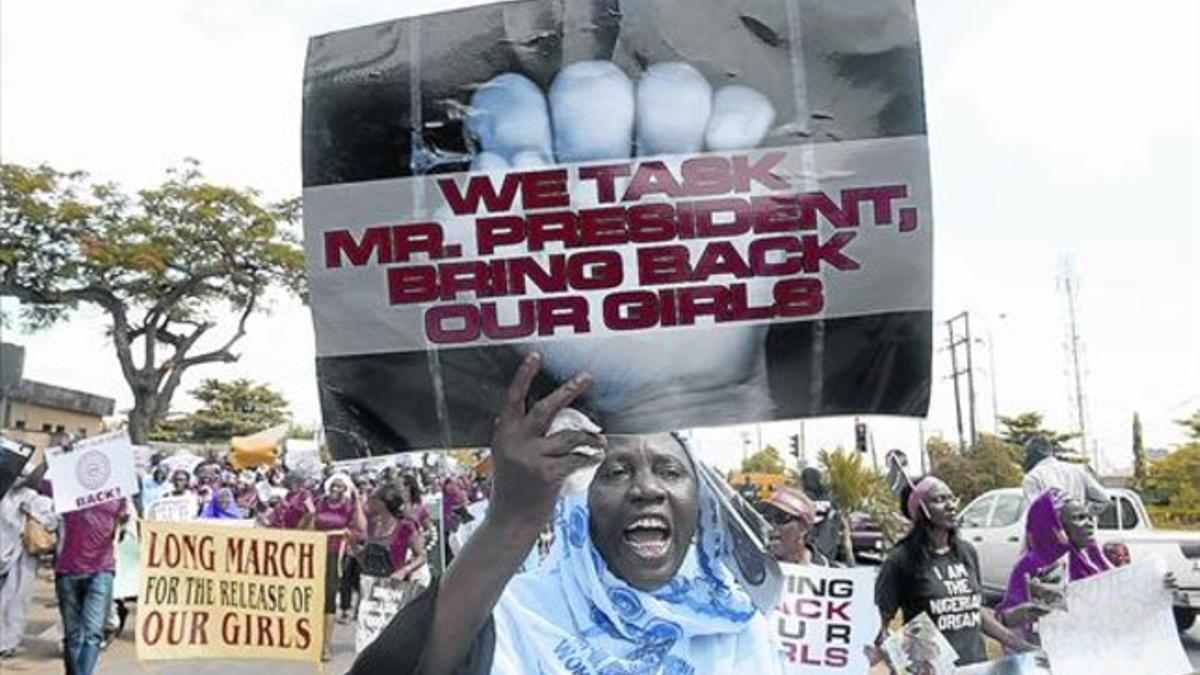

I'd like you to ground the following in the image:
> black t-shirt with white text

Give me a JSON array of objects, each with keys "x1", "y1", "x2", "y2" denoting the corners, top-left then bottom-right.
[{"x1": 875, "y1": 539, "x2": 987, "y2": 665}]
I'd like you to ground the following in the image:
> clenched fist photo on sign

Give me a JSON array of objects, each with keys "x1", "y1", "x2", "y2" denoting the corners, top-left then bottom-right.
[{"x1": 302, "y1": 0, "x2": 932, "y2": 458}]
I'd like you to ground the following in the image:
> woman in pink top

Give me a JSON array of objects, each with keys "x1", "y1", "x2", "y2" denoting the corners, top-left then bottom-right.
[
  {"x1": 357, "y1": 486, "x2": 429, "y2": 617},
  {"x1": 313, "y1": 473, "x2": 365, "y2": 661}
]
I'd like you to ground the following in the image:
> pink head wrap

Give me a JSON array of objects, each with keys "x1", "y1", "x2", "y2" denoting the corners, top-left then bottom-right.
[{"x1": 906, "y1": 475, "x2": 940, "y2": 521}]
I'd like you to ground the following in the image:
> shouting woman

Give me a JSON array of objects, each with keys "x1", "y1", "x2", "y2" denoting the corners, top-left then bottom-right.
[{"x1": 352, "y1": 352, "x2": 783, "y2": 674}]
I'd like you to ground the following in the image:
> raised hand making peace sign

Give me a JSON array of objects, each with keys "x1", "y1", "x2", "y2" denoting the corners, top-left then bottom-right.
[{"x1": 488, "y1": 352, "x2": 606, "y2": 530}]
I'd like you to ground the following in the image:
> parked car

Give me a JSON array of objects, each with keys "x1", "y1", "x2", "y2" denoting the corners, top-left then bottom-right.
[
  {"x1": 958, "y1": 487, "x2": 1200, "y2": 631},
  {"x1": 849, "y1": 511, "x2": 909, "y2": 563},
  {"x1": 848, "y1": 512, "x2": 885, "y2": 562}
]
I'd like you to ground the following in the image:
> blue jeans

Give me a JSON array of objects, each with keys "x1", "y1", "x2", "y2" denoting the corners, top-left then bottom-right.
[{"x1": 55, "y1": 572, "x2": 113, "y2": 675}]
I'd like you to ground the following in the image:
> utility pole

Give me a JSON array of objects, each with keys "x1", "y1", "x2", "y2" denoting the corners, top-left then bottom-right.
[
  {"x1": 964, "y1": 313, "x2": 978, "y2": 448},
  {"x1": 946, "y1": 312, "x2": 979, "y2": 452},
  {"x1": 947, "y1": 320, "x2": 965, "y2": 453},
  {"x1": 918, "y1": 420, "x2": 927, "y2": 474},
  {"x1": 985, "y1": 323, "x2": 1003, "y2": 432},
  {"x1": 1059, "y1": 260, "x2": 1093, "y2": 467},
  {"x1": 869, "y1": 427, "x2": 879, "y2": 471},
  {"x1": 988, "y1": 337, "x2": 999, "y2": 431},
  {"x1": 799, "y1": 420, "x2": 807, "y2": 467}
]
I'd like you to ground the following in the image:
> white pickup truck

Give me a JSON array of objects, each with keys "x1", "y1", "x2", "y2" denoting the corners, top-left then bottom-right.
[{"x1": 958, "y1": 487, "x2": 1200, "y2": 631}]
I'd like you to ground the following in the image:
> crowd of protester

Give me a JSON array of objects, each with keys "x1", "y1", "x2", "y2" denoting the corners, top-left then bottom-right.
[
  {"x1": 0, "y1": 434, "x2": 491, "y2": 672},
  {"x1": 0, "y1": 410, "x2": 1184, "y2": 674}
]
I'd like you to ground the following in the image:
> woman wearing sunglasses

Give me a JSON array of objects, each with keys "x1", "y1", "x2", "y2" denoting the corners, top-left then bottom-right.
[{"x1": 761, "y1": 487, "x2": 830, "y2": 566}]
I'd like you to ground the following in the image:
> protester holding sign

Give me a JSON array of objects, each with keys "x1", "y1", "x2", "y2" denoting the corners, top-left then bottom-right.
[
  {"x1": 54, "y1": 495, "x2": 127, "y2": 675},
  {"x1": 995, "y1": 491, "x2": 1105, "y2": 640},
  {"x1": 353, "y1": 354, "x2": 784, "y2": 674},
  {"x1": 762, "y1": 486, "x2": 830, "y2": 566},
  {"x1": 355, "y1": 485, "x2": 431, "y2": 651},
  {"x1": 997, "y1": 490, "x2": 1178, "y2": 647},
  {"x1": 874, "y1": 476, "x2": 1032, "y2": 668},
  {"x1": 162, "y1": 469, "x2": 201, "y2": 517},
  {"x1": 139, "y1": 464, "x2": 171, "y2": 515}
]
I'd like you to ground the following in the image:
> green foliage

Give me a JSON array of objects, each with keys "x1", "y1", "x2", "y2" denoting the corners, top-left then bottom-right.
[
  {"x1": 288, "y1": 423, "x2": 318, "y2": 440},
  {"x1": 447, "y1": 448, "x2": 484, "y2": 471},
  {"x1": 1176, "y1": 409, "x2": 1200, "y2": 441},
  {"x1": 928, "y1": 433, "x2": 1022, "y2": 504},
  {"x1": 819, "y1": 448, "x2": 876, "y2": 513},
  {"x1": 146, "y1": 415, "x2": 192, "y2": 443},
  {"x1": 1140, "y1": 443, "x2": 1200, "y2": 529},
  {"x1": 0, "y1": 161, "x2": 304, "y2": 442},
  {"x1": 818, "y1": 448, "x2": 903, "y2": 559},
  {"x1": 187, "y1": 378, "x2": 289, "y2": 440},
  {"x1": 741, "y1": 444, "x2": 786, "y2": 475},
  {"x1": 997, "y1": 412, "x2": 1077, "y2": 448},
  {"x1": 150, "y1": 378, "x2": 289, "y2": 442}
]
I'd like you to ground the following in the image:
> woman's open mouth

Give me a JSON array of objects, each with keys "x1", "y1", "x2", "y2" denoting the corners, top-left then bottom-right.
[{"x1": 622, "y1": 515, "x2": 673, "y2": 559}]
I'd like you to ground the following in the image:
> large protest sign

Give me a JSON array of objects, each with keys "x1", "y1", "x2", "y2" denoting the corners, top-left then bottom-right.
[
  {"x1": 1039, "y1": 560, "x2": 1190, "y2": 675},
  {"x1": 136, "y1": 520, "x2": 327, "y2": 662},
  {"x1": 772, "y1": 563, "x2": 878, "y2": 674},
  {"x1": 355, "y1": 578, "x2": 427, "y2": 652},
  {"x1": 303, "y1": 0, "x2": 932, "y2": 456},
  {"x1": 45, "y1": 430, "x2": 139, "y2": 513}
]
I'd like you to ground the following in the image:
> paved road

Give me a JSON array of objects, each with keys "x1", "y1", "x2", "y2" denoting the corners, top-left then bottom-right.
[{"x1": 4, "y1": 575, "x2": 1198, "y2": 673}]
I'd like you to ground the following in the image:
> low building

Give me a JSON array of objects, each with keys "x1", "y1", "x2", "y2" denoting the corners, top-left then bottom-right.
[{"x1": 1, "y1": 342, "x2": 116, "y2": 449}]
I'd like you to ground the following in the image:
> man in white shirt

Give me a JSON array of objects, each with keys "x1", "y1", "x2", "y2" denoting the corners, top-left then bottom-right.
[{"x1": 1021, "y1": 437, "x2": 1111, "y2": 516}]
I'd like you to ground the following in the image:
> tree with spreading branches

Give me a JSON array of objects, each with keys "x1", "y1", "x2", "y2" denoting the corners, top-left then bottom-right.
[
  {"x1": 151, "y1": 378, "x2": 291, "y2": 442},
  {"x1": 997, "y1": 411, "x2": 1077, "y2": 449},
  {"x1": 0, "y1": 160, "x2": 304, "y2": 443},
  {"x1": 741, "y1": 444, "x2": 787, "y2": 475}
]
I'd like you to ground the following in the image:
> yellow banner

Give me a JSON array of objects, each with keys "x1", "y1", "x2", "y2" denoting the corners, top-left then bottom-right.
[{"x1": 136, "y1": 520, "x2": 327, "y2": 662}]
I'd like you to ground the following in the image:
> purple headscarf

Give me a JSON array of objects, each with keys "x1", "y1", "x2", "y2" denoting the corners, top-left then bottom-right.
[{"x1": 997, "y1": 490, "x2": 1109, "y2": 626}]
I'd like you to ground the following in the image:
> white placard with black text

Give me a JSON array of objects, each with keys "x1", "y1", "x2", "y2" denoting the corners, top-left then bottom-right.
[
  {"x1": 772, "y1": 563, "x2": 880, "y2": 674},
  {"x1": 46, "y1": 430, "x2": 140, "y2": 514}
]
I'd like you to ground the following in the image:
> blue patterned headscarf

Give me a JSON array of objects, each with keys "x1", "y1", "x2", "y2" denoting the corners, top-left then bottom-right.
[
  {"x1": 201, "y1": 487, "x2": 243, "y2": 520},
  {"x1": 487, "y1": 447, "x2": 782, "y2": 674}
]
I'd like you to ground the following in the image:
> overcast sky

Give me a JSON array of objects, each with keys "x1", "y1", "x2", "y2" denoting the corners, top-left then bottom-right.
[{"x1": 2, "y1": 0, "x2": 1196, "y2": 473}]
